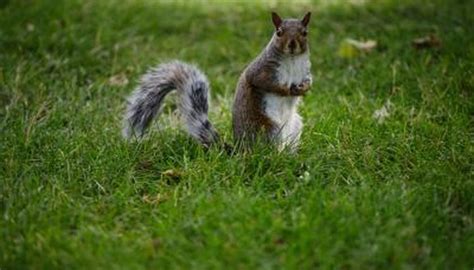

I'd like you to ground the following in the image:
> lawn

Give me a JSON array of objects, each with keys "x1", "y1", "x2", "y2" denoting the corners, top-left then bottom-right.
[{"x1": 1, "y1": 0, "x2": 473, "y2": 268}]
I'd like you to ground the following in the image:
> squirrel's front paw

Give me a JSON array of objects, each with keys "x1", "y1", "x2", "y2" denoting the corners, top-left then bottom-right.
[{"x1": 290, "y1": 80, "x2": 311, "y2": 96}]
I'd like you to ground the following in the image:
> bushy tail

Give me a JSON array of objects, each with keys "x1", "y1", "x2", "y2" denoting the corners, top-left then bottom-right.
[{"x1": 123, "y1": 60, "x2": 219, "y2": 147}]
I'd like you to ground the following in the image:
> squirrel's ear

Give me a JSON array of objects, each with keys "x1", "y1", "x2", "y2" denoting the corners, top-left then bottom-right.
[
  {"x1": 301, "y1": 12, "x2": 311, "y2": 27},
  {"x1": 271, "y1": 12, "x2": 282, "y2": 29}
]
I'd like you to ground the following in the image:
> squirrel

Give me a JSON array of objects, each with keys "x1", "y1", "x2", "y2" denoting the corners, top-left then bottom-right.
[{"x1": 123, "y1": 12, "x2": 312, "y2": 151}]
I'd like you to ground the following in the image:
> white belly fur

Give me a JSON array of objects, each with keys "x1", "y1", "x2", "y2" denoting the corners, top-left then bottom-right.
[{"x1": 263, "y1": 53, "x2": 310, "y2": 149}]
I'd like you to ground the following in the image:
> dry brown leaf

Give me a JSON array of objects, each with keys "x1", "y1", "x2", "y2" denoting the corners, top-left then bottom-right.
[
  {"x1": 108, "y1": 73, "x2": 129, "y2": 86},
  {"x1": 142, "y1": 194, "x2": 168, "y2": 205},
  {"x1": 151, "y1": 238, "x2": 162, "y2": 250},
  {"x1": 346, "y1": 38, "x2": 378, "y2": 52},
  {"x1": 412, "y1": 34, "x2": 441, "y2": 49},
  {"x1": 338, "y1": 38, "x2": 378, "y2": 58},
  {"x1": 161, "y1": 169, "x2": 183, "y2": 180},
  {"x1": 135, "y1": 160, "x2": 154, "y2": 171},
  {"x1": 26, "y1": 23, "x2": 35, "y2": 32}
]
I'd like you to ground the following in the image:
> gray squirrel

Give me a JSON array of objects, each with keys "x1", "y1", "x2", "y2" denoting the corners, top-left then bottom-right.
[{"x1": 123, "y1": 12, "x2": 312, "y2": 151}]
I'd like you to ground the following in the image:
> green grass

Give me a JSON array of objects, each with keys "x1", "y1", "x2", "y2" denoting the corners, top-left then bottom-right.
[{"x1": 1, "y1": 0, "x2": 473, "y2": 268}]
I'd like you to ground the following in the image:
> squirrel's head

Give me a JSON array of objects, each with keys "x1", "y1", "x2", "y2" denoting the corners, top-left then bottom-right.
[{"x1": 271, "y1": 12, "x2": 311, "y2": 55}]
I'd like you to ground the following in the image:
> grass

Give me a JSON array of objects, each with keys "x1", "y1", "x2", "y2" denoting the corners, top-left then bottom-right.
[{"x1": 1, "y1": 0, "x2": 473, "y2": 268}]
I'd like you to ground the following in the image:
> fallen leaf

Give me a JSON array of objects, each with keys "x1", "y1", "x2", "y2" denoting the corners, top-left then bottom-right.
[
  {"x1": 26, "y1": 23, "x2": 35, "y2": 32},
  {"x1": 151, "y1": 238, "x2": 162, "y2": 250},
  {"x1": 338, "y1": 42, "x2": 358, "y2": 58},
  {"x1": 273, "y1": 237, "x2": 285, "y2": 246},
  {"x1": 372, "y1": 99, "x2": 393, "y2": 124},
  {"x1": 108, "y1": 73, "x2": 129, "y2": 86},
  {"x1": 346, "y1": 38, "x2": 377, "y2": 52},
  {"x1": 135, "y1": 160, "x2": 154, "y2": 171},
  {"x1": 338, "y1": 38, "x2": 378, "y2": 58},
  {"x1": 161, "y1": 169, "x2": 183, "y2": 180},
  {"x1": 142, "y1": 194, "x2": 168, "y2": 205},
  {"x1": 412, "y1": 34, "x2": 441, "y2": 49}
]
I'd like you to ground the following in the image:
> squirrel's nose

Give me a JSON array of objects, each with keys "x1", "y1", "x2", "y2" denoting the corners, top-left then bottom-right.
[{"x1": 288, "y1": 40, "x2": 297, "y2": 52}]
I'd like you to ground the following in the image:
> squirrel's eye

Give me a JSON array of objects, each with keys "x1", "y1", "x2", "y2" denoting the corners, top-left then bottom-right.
[
  {"x1": 276, "y1": 28, "x2": 283, "y2": 37},
  {"x1": 302, "y1": 30, "x2": 308, "y2": 36}
]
